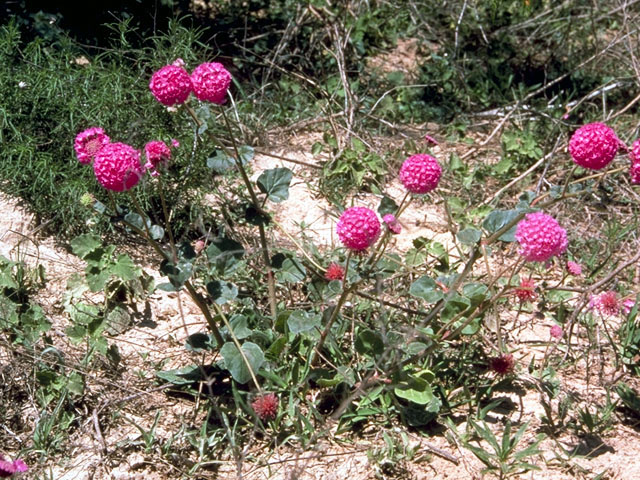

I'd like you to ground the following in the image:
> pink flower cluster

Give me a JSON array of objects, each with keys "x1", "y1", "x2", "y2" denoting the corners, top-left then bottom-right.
[
  {"x1": 382, "y1": 214, "x2": 402, "y2": 234},
  {"x1": 74, "y1": 125, "x2": 180, "y2": 190},
  {"x1": 566, "y1": 260, "x2": 582, "y2": 276},
  {"x1": 515, "y1": 212, "x2": 568, "y2": 263},
  {"x1": 144, "y1": 140, "x2": 172, "y2": 177},
  {"x1": 399, "y1": 154, "x2": 442, "y2": 194},
  {"x1": 569, "y1": 122, "x2": 620, "y2": 170},
  {"x1": 629, "y1": 140, "x2": 640, "y2": 185},
  {"x1": 149, "y1": 60, "x2": 232, "y2": 106},
  {"x1": 0, "y1": 455, "x2": 28, "y2": 478},
  {"x1": 93, "y1": 143, "x2": 143, "y2": 192},
  {"x1": 336, "y1": 207, "x2": 381, "y2": 251},
  {"x1": 74, "y1": 127, "x2": 110, "y2": 165}
]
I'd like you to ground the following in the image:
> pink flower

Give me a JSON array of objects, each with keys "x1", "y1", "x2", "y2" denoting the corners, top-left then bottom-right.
[
  {"x1": 144, "y1": 140, "x2": 172, "y2": 177},
  {"x1": 336, "y1": 207, "x2": 381, "y2": 251},
  {"x1": 0, "y1": 456, "x2": 28, "y2": 477},
  {"x1": 569, "y1": 122, "x2": 620, "y2": 170},
  {"x1": 629, "y1": 141, "x2": 640, "y2": 184},
  {"x1": 325, "y1": 263, "x2": 345, "y2": 281},
  {"x1": 489, "y1": 354, "x2": 515, "y2": 376},
  {"x1": 149, "y1": 64, "x2": 192, "y2": 106},
  {"x1": 399, "y1": 154, "x2": 442, "y2": 194},
  {"x1": 194, "y1": 240, "x2": 206, "y2": 254},
  {"x1": 74, "y1": 127, "x2": 110, "y2": 165},
  {"x1": 251, "y1": 393, "x2": 278, "y2": 420},
  {"x1": 424, "y1": 134, "x2": 439, "y2": 146},
  {"x1": 589, "y1": 291, "x2": 620, "y2": 316},
  {"x1": 631, "y1": 161, "x2": 640, "y2": 185},
  {"x1": 171, "y1": 138, "x2": 180, "y2": 148},
  {"x1": 93, "y1": 142, "x2": 143, "y2": 192},
  {"x1": 515, "y1": 212, "x2": 568, "y2": 263},
  {"x1": 623, "y1": 298, "x2": 636, "y2": 315},
  {"x1": 514, "y1": 278, "x2": 537, "y2": 302},
  {"x1": 382, "y1": 214, "x2": 402, "y2": 234},
  {"x1": 550, "y1": 325, "x2": 563, "y2": 339},
  {"x1": 191, "y1": 62, "x2": 232, "y2": 104},
  {"x1": 567, "y1": 260, "x2": 582, "y2": 276}
]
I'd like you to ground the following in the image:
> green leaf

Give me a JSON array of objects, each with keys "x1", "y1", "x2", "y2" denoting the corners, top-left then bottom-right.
[
  {"x1": 156, "y1": 365, "x2": 204, "y2": 385},
  {"x1": 207, "y1": 150, "x2": 235, "y2": 173},
  {"x1": 160, "y1": 259, "x2": 193, "y2": 289},
  {"x1": 206, "y1": 237, "x2": 245, "y2": 276},
  {"x1": 457, "y1": 227, "x2": 482, "y2": 245},
  {"x1": 227, "y1": 314, "x2": 252, "y2": 339},
  {"x1": 482, "y1": 209, "x2": 521, "y2": 242},
  {"x1": 149, "y1": 224, "x2": 164, "y2": 241},
  {"x1": 257, "y1": 167, "x2": 293, "y2": 203},
  {"x1": 394, "y1": 376, "x2": 436, "y2": 405},
  {"x1": 110, "y1": 254, "x2": 138, "y2": 282},
  {"x1": 355, "y1": 329, "x2": 384, "y2": 356},
  {"x1": 287, "y1": 310, "x2": 321, "y2": 335},
  {"x1": 185, "y1": 332, "x2": 211, "y2": 352},
  {"x1": 410, "y1": 276, "x2": 443, "y2": 303},
  {"x1": 220, "y1": 341, "x2": 264, "y2": 384},
  {"x1": 276, "y1": 257, "x2": 306, "y2": 283},
  {"x1": 206, "y1": 280, "x2": 238, "y2": 304},
  {"x1": 377, "y1": 195, "x2": 399, "y2": 217},
  {"x1": 70, "y1": 234, "x2": 102, "y2": 259}
]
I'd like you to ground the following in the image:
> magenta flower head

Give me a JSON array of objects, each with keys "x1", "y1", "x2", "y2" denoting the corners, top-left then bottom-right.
[
  {"x1": 623, "y1": 298, "x2": 637, "y2": 315},
  {"x1": 74, "y1": 127, "x2": 110, "y2": 165},
  {"x1": 251, "y1": 393, "x2": 278, "y2": 421},
  {"x1": 0, "y1": 456, "x2": 28, "y2": 477},
  {"x1": 515, "y1": 212, "x2": 568, "y2": 262},
  {"x1": 191, "y1": 62, "x2": 232, "y2": 104},
  {"x1": 589, "y1": 291, "x2": 620, "y2": 316},
  {"x1": 569, "y1": 122, "x2": 620, "y2": 170},
  {"x1": 550, "y1": 325, "x2": 563, "y2": 339},
  {"x1": 629, "y1": 139, "x2": 640, "y2": 184},
  {"x1": 336, "y1": 207, "x2": 381, "y2": 251},
  {"x1": 93, "y1": 142, "x2": 143, "y2": 192},
  {"x1": 399, "y1": 154, "x2": 442, "y2": 194},
  {"x1": 382, "y1": 214, "x2": 402, "y2": 234},
  {"x1": 144, "y1": 140, "x2": 172, "y2": 177},
  {"x1": 567, "y1": 260, "x2": 582, "y2": 276},
  {"x1": 149, "y1": 63, "x2": 192, "y2": 106}
]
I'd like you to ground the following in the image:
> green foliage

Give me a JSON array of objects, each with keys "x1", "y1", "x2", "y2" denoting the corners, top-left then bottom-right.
[{"x1": 452, "y1": 418, "x2": 544, "y2": 479}]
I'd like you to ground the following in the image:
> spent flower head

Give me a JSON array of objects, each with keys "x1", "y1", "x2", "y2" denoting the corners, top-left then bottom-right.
[
  {"x1": 399, "y1": 154, "x2": 442, "y2": 194},
  {"x1": 93, "y1": 142, "x2": 143, "y2": 192},
  {"x1": 191, "y1": 62, "x2": 232, "y2": 104},
  {"x1": 251, "y1": 393, "x2": 278, "y2": 421},
  {"x1": 149, "y1": 63, "x2": 192, "y2": 106},
  {"x1": 515, "y1": 212, "x2": 568, "y2": 263},
  {"x1": 514, "y1": 278, "x2": 537, "y2": 303},
  {"x1": 74, "y1": 127, "x2": 110, "y2": 165},
  {"x1": 589, "y1": 291, "x2": 620, "y2": 317},
  {"x1": 336, "y1": 207, "x2": 381, "y2": 251},
  {"x1": 569, "y1": 122, "x2": 620, "y2": 170},
  {"x1": 325, "y1": 263, "x2": 345, "y2": 281},
  {"x1": 489, "y1": 354, "x2": 515, "y2": 376}
]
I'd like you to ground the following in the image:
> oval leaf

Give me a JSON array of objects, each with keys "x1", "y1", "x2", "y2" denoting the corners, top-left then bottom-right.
[
  {"x1": 220, "y1": 341, "x2": 264, "y2": 384},
  {"x1": 257, "y1": 167, "x2": 293, "y2": 203}
]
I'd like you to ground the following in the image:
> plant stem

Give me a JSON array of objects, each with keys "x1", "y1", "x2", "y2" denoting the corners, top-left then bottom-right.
[
  {"x1": 184, "y1": 103, "x2": 277, "y2": 319},
  {"x1": 125, "y1": 190, "x2": 224, "y2": 348},
  {"x1": 311, "y1": 251, "x2": 353, "y2": 366}
]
